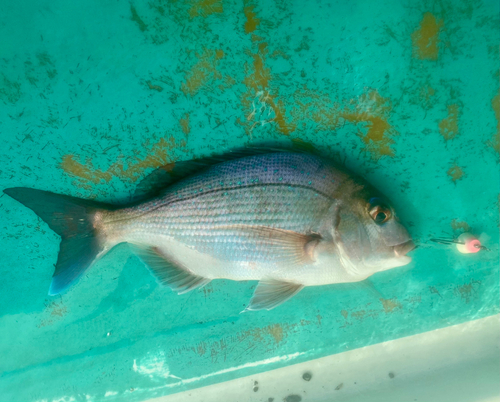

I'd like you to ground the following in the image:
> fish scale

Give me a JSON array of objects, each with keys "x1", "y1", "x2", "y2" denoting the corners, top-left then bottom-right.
[
  {"x1": 107, "y1": 154, "x2": 340, "y2": 265},
  {"x1": 4, "y1": 150, "x2": 414, "y2": 310},
  {"x1": 101, "y1": 153, "x2": 342, "y2": 280}
]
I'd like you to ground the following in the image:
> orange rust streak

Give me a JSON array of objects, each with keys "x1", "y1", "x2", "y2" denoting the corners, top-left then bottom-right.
[
  {"x1": 439, "y1": 104, "x2": 460, "y2": 140},
  {"x1": 447, "y1": 164, "x2": 464, "y2": 182},
  {"x1": 182, "y1": 49, "x2": 224, "y2": 96},
  {"x1": 411, "y1": 12, "x2": 443, "y2": 60},
  {"x1": 244, "y1": 4, "x2": 260, "y2": 34},
  {"x1": 61, "y1": 137, "x2": 182, "y2": 185},
  {"x1": 146, "y1": 81, "x2": 163, "y2": 92},
  {"x1": 451, "y1": 219, "x2": 470, "y2": 232},
  {"x1": 379, "y1": 298, "x2": 402, "y2": 313},
  {"x1": 342, "y1": 113, "x2": 394, "y2": 156},
  {"x1": 180, "y1": 113, "x2": 190, "y2": 135},
  {"x1": 189, "y1": 0, "x2": 223, "y2": 18},
  {"x1": 242, "y1": 43, "x2": 296, "y2": 135},
  {"x1": 61, "y1": 155, "x2": 113, "y2": 184}
]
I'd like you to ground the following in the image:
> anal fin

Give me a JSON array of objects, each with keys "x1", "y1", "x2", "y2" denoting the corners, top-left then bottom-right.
[
  {"x1": 245, "y1": 279, "x2": 304, "y2": 311},
  {"x1": 130, "y1": 245, "x2": 210, "y2": 294}
]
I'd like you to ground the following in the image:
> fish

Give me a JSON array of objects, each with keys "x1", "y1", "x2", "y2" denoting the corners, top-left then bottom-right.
[{"x1": 3, "y1": 148, "x2": 415, "y2": 311}]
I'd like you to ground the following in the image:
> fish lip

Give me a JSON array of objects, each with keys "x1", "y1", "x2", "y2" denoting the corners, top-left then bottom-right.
[{"x1": 394, "y1": 240, "x2": 416, "y2": 258}]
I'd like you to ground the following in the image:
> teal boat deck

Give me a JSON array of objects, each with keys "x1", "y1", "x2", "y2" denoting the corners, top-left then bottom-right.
[{"x1": 0, "y1": 0, "x2": 498, "y2": 401}]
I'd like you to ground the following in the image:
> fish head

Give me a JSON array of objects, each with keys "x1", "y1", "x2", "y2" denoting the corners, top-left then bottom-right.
[{"x1": 334, "y1": 189, "x2": 415, "y2": 278}]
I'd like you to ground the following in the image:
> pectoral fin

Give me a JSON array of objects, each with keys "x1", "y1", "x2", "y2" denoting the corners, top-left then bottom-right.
[
  {"x1": 224, "y1": 225, "x2": 321, "y2": 265},
  {"x1": 130, "y1": 245, "x2": 210, "y2": 294},
  {"x1": 245, "y1": 279, "x2": 304, "y2": 311}
]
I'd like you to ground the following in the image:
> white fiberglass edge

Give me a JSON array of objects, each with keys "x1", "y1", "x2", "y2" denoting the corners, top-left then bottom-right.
[{"x1": 146, "y1": 315, "x2": 500, "y2": 402}]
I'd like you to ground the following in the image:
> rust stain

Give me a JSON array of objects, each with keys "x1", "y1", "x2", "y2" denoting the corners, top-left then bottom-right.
[
  {"x1": 180, "y1": 113, "x2": 190, "y2": 135},
  {"x1": 456, "y1": 284, "x2": 472, "y2": 302},
  {"x1": 244, "y1": 2, "x2": 260, "y2": 34},
  {"x1": 61, "y1": 137, "x2": 183, "y2": 185},
  {"x1": 329, "y1": 92, "x2": 390, "y2": 156},
  {"x1": 419, "y1": 84, "x2": 436, "y2": 109},
  {"x1": 379, "y1": 298, "x2": 402, "y2": 313},
  {"x1": 167, "y1": 320, "x2": 310, "y2": 362},
  {"x1": 146, "y1": 81, "x2": 163, "y2": 92},
  {"x1": 341, "y1": 91, "x2": 395, "y2": 158},
  {"x1": 455, "y1": 281, "x2": 480, "y2": 304},
  {"x1": 242, "y1": 41, "x2": 295, "y2": 135},
  {"x1": 181, "y1": 48, "x2": 224, "y2": 96},
  {"x1": 451, "y1": 219, "x2": 470, "y2": 232},
  {"x1": 244, "y1": 43, "x2": 271, "y2": 90},
  {"x1": 273, "y1": 99, "x2": 294, "y2": 135},
  {"x1": 218, "y1": 75, "x2": 236, "y2": 91},
  {"x1": 423, "y1": 85, "x2": 436, "y2": 98},
  {"x1": 316, "y1": 314, "x2": 322, "y2": 325},
  {"x1": 38, "y1": 301, "x2": 67, "y2": 328},
  {"x1": 189, "y1": 0, "x2": 223, "y2": 18},
  {"x1": 196, "y1": 342, "x2": 207, "y2": 356},
  {"x1": 351, "y1": 310, "x2": 366, "y2": 320},
  {"x1": 284, "y1": 88, "x2": 395, "y2": 158},
  {"x1": 489, "y1": 93, "x2": 500, "y2": 154},
  {"x1": 439, "y1": 104, "x2": 460, "y2": 140},
  {"x1": 429, "y1": 286, "x2": 441, "y2": 297},
  {"x1": 250, "y1": 322, "x2": 310, "y2": 344},
  {"x1": 240, "y1": 8, "x2": 394, "y2": 158},
  {"x1": 61, "y1": 155, "x2": 112, "y2": 184},
  {"x1": 50, "y1": 301, "x2": 67, "y2": 317},
  {"x1": 447, "y1": 164, "x2": 464, "y2": 183},
  {"x1": 265, "y1": 324, "x2": 284, "y2": 343},
  {"x1": 411, "y1": 12, "x2": 443, "y2": 60},
  {"x1": 269, "y1": 49, "x2": 290, "y2": 59},
  {"x1": 405, "y1": 296, "x2": 422, "y2": 304},
  {"x1": 340, "y1": 310, "x2": 349, "y2": 319}
]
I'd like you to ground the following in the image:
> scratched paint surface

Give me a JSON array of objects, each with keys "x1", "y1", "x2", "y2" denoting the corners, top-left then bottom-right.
[{"x1": 0, "y1": 0, "x2": 499, "y2": 401}]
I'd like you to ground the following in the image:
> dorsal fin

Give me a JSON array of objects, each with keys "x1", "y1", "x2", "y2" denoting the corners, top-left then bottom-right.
[{"x1": 130, "y1": 140, "x2": 325, "y2": 203}]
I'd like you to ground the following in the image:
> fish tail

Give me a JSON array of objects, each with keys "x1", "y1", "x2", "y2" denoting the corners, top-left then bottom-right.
[{"x1": 3, "y1": 187, "x2": 116, "y2": 295}]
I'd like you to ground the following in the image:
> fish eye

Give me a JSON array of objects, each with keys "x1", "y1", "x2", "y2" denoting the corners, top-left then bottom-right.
[{"x1": 369, "y1": 204, "x2": 392, "y2": 224}]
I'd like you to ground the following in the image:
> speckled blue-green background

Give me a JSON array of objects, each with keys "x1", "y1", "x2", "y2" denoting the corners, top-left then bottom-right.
[{"x1": 0, "y1": 0, "x2": 498, "y2": 401}]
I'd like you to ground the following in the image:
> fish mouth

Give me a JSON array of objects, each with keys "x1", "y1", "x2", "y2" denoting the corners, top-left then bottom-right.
[{"x1": 393, "y1": 240, "x2": 416, "y2": 258}]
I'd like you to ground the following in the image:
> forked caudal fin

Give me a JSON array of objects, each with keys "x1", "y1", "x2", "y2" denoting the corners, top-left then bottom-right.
[{"x1": 3, "y1": 187, "x2": 115, "y2": 295}]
